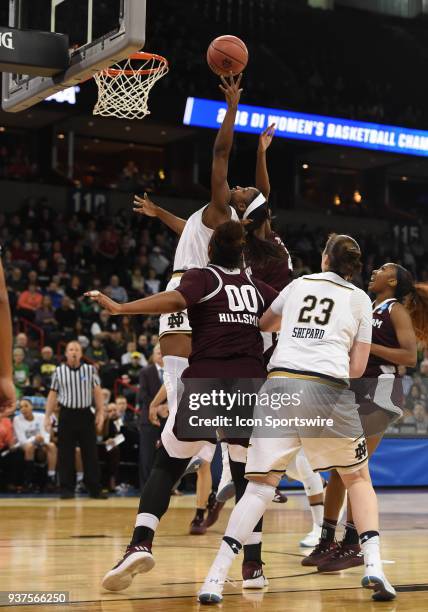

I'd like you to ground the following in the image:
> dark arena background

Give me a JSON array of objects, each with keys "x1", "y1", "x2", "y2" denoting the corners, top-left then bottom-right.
[{"x1": 0, "y1": 1, "x2": 427, "y2": 610}]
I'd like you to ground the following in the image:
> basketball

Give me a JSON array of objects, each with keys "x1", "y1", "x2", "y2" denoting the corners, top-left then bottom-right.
[{"x1": 207, "y1": 35, "x2": 248, "y2": 76}]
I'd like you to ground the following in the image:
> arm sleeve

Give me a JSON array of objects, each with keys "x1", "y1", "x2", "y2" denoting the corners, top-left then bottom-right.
[
  {"x1": 353, "y1": 291, "x2": 373, "y2": 344},
  {"x1": 50, "y1": 369, "x2": 59, "y2": 392},
  {"x1": 175, "y1": 269, "x2": 211, "y2": 307},
  {"x1": 270, "y1": 280, "x2": 296, "y2": 315}
]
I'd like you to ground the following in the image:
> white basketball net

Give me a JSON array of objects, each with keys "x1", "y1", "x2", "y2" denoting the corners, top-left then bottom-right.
[{"x1": 93, "y1": 53, "x2": 168, "y2": 120}]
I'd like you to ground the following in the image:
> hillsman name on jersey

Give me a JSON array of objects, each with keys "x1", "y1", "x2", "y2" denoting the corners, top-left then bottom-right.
[
  {"x1": 219, "y1": 313, "x2": 259, "y2": 325},
  {"x1": 292, "y1": 326, "x2": 325, "y2": 339}
]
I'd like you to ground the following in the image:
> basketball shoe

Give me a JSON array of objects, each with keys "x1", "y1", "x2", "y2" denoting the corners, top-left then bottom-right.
[
  {"x1": 101, "y1": 542, "x2": 154, "y2": 591},
  {"x1": 242, "y1": 561, "x2": 269, "y2": 589},
  {"x1": 300, "y1": 523, "x2": 322, "y2": 548},
  {"x1": 301, "y1": 540, "x2": 339, "y2": 566},
  {"x1": 317, "y1": 541, "x2": 364, "y2": 572},
  {"x1": 198, "y1": 563, "x2": 230, "y2": 604}
]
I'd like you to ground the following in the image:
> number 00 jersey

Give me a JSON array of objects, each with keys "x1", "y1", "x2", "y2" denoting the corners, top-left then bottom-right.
[
  {"x1": 269, "y1": 271, "x2": 373, "y2": 380},
  {"x1": 176, "y1": 264, "x2": 278, "y2": 368}
]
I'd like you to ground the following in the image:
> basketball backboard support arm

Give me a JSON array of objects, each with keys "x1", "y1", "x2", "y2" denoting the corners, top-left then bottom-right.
[{"x1": 2, "y1": 0, "x2": 146, "y2": 113}]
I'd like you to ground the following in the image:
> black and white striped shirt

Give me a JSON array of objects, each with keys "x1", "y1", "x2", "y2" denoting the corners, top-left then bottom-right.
[{"x1": 50, "y1": 363, "x2": 100, "y2": 408}]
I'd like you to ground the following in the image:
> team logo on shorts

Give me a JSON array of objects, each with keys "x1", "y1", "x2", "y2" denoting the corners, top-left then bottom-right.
[
  {"x1": 168, "y1": 312, "x2": 185, "y2": 329},
  {"x1": 355, "y1": 440, "x2": 367, "y2": 461}
]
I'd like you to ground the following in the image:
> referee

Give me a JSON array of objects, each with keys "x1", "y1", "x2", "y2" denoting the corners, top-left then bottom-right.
[{"x1": 45, "y1": 341, "x2": 106, "y2": 499}]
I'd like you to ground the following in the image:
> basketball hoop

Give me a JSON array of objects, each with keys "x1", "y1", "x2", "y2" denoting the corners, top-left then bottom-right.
[{"x1": 93, "y1": 52, "x2": 168, "y2": 120}]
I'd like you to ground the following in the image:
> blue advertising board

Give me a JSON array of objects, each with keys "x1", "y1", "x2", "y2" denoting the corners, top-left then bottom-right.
[{"x1": 184, "y1": 97, "x2": 428, "y2": 157}]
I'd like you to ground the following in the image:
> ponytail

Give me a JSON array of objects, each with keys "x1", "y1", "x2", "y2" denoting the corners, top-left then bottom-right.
[
  {"x1": 393, "y1": 265, "x2": 428, "y2": 344},
  {"x1": 324, "y1": 233, "x2": 362, "y2": 279},
  {"x1": 405, "y1": 283, "x2": 428, "y2": 345}
]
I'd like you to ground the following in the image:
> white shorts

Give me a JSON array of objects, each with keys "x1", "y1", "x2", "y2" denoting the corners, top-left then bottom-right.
[
  {"x1": 159, "y1": 274, "x2": 191, "y2": 338},
  {"x1": 245, "y1": 374, "x2": 369, "y2": 477},
  {"x1": 245, "y1": 433, "x2": 368, "y2": 477}
]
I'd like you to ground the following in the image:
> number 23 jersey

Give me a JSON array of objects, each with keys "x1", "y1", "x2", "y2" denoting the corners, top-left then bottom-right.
[
  {"x1": 176, "y1": 264, "x2": 278, "y2": 366},
  {"x1": 269, "y1": 271, "x2": 372, "y2": 380}
]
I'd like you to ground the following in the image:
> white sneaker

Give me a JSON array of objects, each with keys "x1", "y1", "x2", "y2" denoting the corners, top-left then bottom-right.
[
  {"x1": 102, "y1": 544, "x2": 155, "y2": 591},
  {"x1": 300, "y1": 523, "x2": 322, "y2": 548},
  {"x1": 362, "y1": 572, "x2": 396, "y2": 601},
  {"x1": 198, "y1": 564, "x2": 229, "y2": 605},
  {"x1": 242, "y1": 561, "x2": 269, "y2": 589}
]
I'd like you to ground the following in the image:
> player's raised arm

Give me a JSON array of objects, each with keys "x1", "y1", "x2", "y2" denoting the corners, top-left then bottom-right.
[
  {"x1": 256, "y1": 123, "x2": 275, "y2": 199},
  {"x1": 205, "y1": 74, "x2": 243, "y2": 228},
  {"x1": 133, "y1": 192, "x2": 186, "y2": 236}
]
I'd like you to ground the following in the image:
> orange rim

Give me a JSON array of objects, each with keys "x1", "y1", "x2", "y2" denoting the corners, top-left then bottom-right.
[{"x1": 102, "y1": 52, "x2": 168, "y2": 76}]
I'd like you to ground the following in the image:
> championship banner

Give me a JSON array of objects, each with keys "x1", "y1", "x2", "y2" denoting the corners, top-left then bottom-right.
[{"x1": 184, "y1": 96, "x2": 428, "y2": 157}]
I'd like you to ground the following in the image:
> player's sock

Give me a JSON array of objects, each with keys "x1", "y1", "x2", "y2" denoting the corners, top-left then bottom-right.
[
  {"x1": 243, "y1": 530, "x2": 262, "y2": 563},
  {"x1": 48, "y1": 470, "x2": 55, "y2": 478},
  {"x1": 195, "y1": 508, "x2": 205, "y2": 521},
  {"x1": 320, "y1": 518, "x2": 338, "y2": 543},
  {"x1": 343, "y1": 521, "x2": 359, "y2": 545},
  {"x1": 76, "y1": 471, "x2": 84, "y2": 483},
  {"x1": 360, "y1": 531, "x2": 381, "y2": 573},
  {"x1": 228, "y1": 452, "x2": 263, "y2": 564},
  {"x1": 310, "y1": 502, "x2": 324, "y2": 527},
  {"x1": 130, "y1": 446, "x2": 189, "y2": 546}
]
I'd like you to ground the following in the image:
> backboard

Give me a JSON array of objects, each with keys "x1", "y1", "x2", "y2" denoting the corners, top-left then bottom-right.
[{"x1": 2, "y1": 0, "x2": 146, "y2": 113}]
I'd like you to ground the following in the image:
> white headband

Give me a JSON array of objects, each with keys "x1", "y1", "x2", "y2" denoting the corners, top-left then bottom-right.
[{"x1": 243, "y1": 192, "x2": 267, "y2": 219}]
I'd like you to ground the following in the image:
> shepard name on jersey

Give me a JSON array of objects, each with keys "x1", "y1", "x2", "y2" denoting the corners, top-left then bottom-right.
[{"x1": 292, "y1": 326, "x2": 325, "y2": 339}]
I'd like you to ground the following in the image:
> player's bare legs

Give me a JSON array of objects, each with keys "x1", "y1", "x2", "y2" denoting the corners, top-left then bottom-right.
[
  {"x1": 199, "y1": 464, "x2": 395, "y2": 604},
  {"x1": 311, "y1": 433, "x2": 384, "y2": 572}
]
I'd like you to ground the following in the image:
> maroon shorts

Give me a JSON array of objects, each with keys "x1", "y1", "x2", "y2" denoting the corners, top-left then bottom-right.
[{"x1": 182, "y1": 357, "x2": 266, "y2": 379}]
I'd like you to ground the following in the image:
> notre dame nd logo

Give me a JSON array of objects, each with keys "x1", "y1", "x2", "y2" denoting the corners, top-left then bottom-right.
[
  {"x1": 355, "y1": 440, "x2": 367, "y2": 461},
  {"x1": 168, "y1": 312, "x2": 185, "y2": 329}
]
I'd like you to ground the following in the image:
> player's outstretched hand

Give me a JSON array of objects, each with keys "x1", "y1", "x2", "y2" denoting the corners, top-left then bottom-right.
[
  {"x1": 133, "y1": 192, "x2": 158, "y2": 217},
  {"x1": 219, "y1": 73, "x2": 243, "y2": 109},
  {"x1": 84, "y1": 291, "x2": 122, "y2": 315},
  {"x1": 258, "y1": 123, "x2": 276, "y2": 152}
]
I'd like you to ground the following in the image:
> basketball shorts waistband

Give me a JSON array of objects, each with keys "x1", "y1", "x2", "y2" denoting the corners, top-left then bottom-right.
[
  {"x1": 171, "y1": 270, "x2": 186, "y2": 279},
  {"x1": 267, "y1": 368, "x2": 348, "y2": 389}
]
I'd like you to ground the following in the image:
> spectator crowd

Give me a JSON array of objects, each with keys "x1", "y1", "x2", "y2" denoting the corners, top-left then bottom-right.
[{"x1": 0, "y1": 197, "x2": 427, "y2": 495}]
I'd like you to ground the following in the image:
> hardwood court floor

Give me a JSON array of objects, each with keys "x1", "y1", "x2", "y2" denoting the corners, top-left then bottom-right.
[{"x1": 0, "y1": 490, "x2": 427, "y2": 611}]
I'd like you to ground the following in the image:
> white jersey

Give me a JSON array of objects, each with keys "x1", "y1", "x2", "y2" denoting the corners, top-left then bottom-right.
[
  {"x1": 13, "y1": 413, "x2": 49, "y2": 447},
  {"x1": 173, "y1": 205, "x2": 239, "y2": 271},
  {"x1": 269, "y1": 271, "x2": 372, "y2": 380}
]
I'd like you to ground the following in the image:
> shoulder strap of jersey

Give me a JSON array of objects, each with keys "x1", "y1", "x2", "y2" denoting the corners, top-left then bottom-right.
[
  {"x1": 373, "y1": 298, "x2": 398, "y2": 314},
  {"x1": 198, "y1": 266, "x2": 223, "y2": 303},
  {"x1": 244, "y1": 268, "x2": 265, "y2": 307}
]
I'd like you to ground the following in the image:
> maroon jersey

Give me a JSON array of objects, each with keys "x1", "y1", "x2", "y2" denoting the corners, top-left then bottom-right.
[
  {"x1": 250, "y1": 231, "x2": 292, "y2": 292},
  {"x1": 176, "y1": 264, "x2": 278, "y2": 374},
  {"x1": 352, "y1": 297, "x2": 403, "y2": 431},
  {"x1": 365, "y1": 298, "x2": 400, "y2": 377}
]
